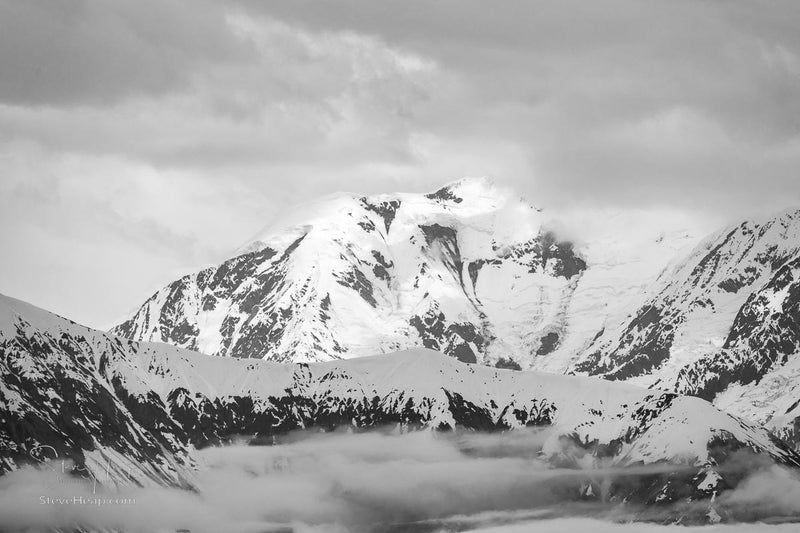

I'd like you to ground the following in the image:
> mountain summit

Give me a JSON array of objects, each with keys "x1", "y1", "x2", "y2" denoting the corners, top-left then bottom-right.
[
  {"x1": 112, "y1": 181, "x2": 800, "y2": 449},
  {"x1": 113, "y1": 178, "x2": 593, "y2": 365}
]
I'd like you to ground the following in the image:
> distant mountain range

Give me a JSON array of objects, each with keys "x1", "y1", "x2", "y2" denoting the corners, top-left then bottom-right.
[
  {"x1": 3, "y1": 178, "x2": 800, "y2": 524},
  {"x1": 113, "y1": 178, "x2": 800, "y2": 448}
]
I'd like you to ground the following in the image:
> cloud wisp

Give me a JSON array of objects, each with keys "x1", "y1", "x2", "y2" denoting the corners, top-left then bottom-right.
[
  {"x1": 1, "y1": 429, "x2": 800, "y2": 532},
  {"x1": 1, "y1": 1, "x2": 799, "y2": 327}
]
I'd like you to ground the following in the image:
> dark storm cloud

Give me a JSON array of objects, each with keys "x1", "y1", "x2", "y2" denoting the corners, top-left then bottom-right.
[
  {"x1": 0, "y1": 0, "x2": 251, "y2": 106},
  {"x1": 4, "y1": 0, "x2": 799, "y2": 192},
  {"x1": 0, "y1": 1, "x2": 435, "y2": 169},
  {"x1": 242, "y1": 0, "x2": 800, "y2": 211},
  {"x1": 248, "y1": 0, "x2": 800, "y2": 135}
]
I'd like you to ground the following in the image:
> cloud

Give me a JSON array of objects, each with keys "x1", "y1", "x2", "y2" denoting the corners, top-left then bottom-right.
[
  {"x1": 2, "y1": 429, "x2": 800, "y2": 532},
  {"x1": 0, "y1": 0, "x2": 251, "y2": 106},
  {"x1": 0, "y1": 155, "x2": 243, "y2": 328},
  {"x1": 243, "y1": 0, "x2": 800, "y2": 211},
  {"x1": 467, "y1": 517, "x2": 800, "y2": 533},
  {"x1": 720, "y1": 464, "x2": 800, "y2": 520},
  {"x1": 1, "y1": 1, "x2": 799, "y2": 326}
]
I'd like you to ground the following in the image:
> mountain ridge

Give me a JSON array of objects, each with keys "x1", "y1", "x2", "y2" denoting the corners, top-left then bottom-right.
[
  {"x1": 112, "y1": 178, "x2": 692, "y2": 370},
  {"x1": 112, "y1": 178, "x2": 592, "y2": 364},
  {"x1": 109, "y1": 180, "x2": 800, "y2": 451},
  {"x1": 3, "y1": 292, "x2": 800, "y2": 518},
  {"x1": 571, "y1": 207, "x2": 800, "y2": 447}
]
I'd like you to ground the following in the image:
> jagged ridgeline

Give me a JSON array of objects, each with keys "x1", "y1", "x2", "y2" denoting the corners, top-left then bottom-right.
[
  {"x1": 572, "y1": 209, "x2": 800, "y2": 449},
  {"x1": 3, "y1": 293, "x2": 800, "y2": 519},
  {"x1": 113, "y1": 178, "x2": 587, "y2": 365},
  {"x1": 110, "y1": 179, "x2": 800, "y2": 451}
]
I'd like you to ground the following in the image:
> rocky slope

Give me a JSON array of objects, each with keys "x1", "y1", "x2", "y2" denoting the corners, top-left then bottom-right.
[
  {"x1": 113, "y1": 178, "x2": 694, "y2": 370},
  {"x1": 572, "y1": 209, "x2": 800, "y2": 448},
  {"x1": 0, "y1": 294, "x2": 192, "y2": 487},
  {"x1": 110, "y1": 179, "x2": 800, "y2": 451},
  {"x1": 4, "y1": 292, "x2": 800, "y2": 514}
]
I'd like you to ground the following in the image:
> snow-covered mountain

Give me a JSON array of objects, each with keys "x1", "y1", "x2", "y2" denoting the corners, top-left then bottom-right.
[
  {"x1": 572, "y1": 208, "x2": 800, "y2": 448},
  {"x1": 112, "y1": 177, "x2": 694, "y2": 370},
  {"x1": 0, "y1": 294, "x2": 193, "y2": 487},
  {"x1": 3, "y1": 292, "x2": 799, "y2": 513},
  {"x1": 109, "y1": 179, "x2": 800, "y2": 451}
]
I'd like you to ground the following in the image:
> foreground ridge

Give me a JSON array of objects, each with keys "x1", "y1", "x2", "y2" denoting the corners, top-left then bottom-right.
[
  {"x1": 573, "y1": 208, "x2": 800, "y2": 447},
  {"x1": 2, "y1": 293, "x2": 799, "y2": 518}
]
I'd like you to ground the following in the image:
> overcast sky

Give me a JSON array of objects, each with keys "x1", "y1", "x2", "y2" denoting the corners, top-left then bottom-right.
[{"x1": 1, "y1": 0, "x2": 799, "y2": 328}]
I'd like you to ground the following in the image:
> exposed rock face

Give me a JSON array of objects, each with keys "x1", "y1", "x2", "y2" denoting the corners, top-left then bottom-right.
[
  {"x1": 677, "y1": 255, "x2": 800, "y2": 402},
  {"x1": 0, "y1": 296, "x2": 192, "y2": 486},
  {"x1": 108, "y1": 179, "x2": 800, "y2": 449},
  {"x1": 4, "y1": 293, "x2": 800, "y2": 512},
  {"x1": 113, "y1": 178, "x2": 589, "y2": 365},
  {"x1": 571, "y1": 209, "x2": 800, "y2": 449}
]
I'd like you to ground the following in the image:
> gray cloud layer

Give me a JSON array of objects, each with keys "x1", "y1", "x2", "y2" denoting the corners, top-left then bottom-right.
[
  {"x1": 2, "y1": 430, "x2": 800, "y2": 532},
  {"x1": 0, "y1": 0, "x2": 250, "y2": 106},
  {"x1": 0, "y1": 0, "x2": 798, "y2": 326}
]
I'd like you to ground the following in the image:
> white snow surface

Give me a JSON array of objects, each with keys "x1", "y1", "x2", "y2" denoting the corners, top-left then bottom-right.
[
  {"x1": 567, "y1": 208, "x2": 800, "y2": 444},
  {"x1": 113, "y1": 177, "x2": 697, "y2": 372},
  {"x1": 2, "y1": 292, "x2": 794, "y2": 476},
  {"x1": 107, "y1": 180, "x2": 800, "y2": 450},
  {"x1": 582, "y1": 208, "x2": 800, "y2": 389}
]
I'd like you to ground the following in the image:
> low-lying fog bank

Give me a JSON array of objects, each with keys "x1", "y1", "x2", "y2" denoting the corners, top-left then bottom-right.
[{"x1": 1, "y1": 428, "x2": 800, "y2": 533}]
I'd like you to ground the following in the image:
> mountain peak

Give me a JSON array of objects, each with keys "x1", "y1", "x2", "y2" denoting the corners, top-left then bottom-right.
[
  {"x1": 239, "y1": 177, "x2": 528, "y2": 256},
  {"x1": 113, "y1": 178, "x2": 588, "y2": 365},
  {"x1": 424, "y1": 176, "x2": 496, "y2": 201}
]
